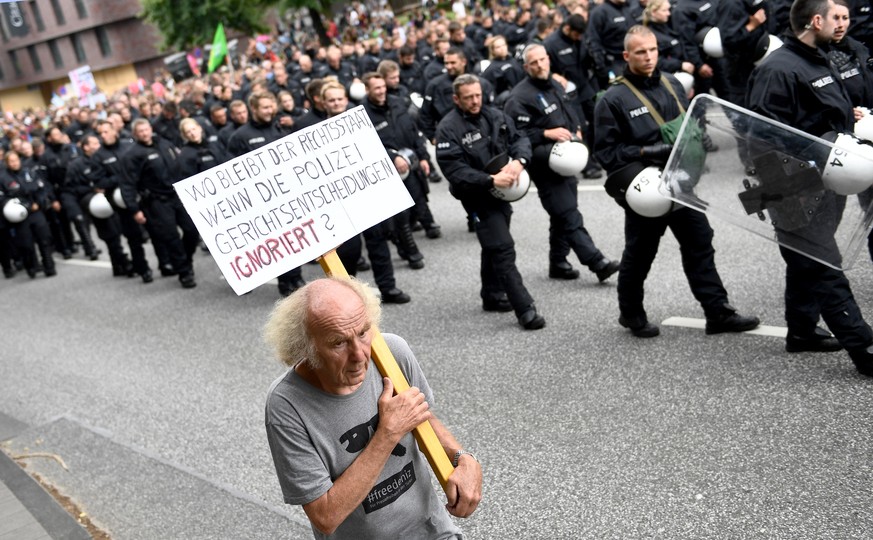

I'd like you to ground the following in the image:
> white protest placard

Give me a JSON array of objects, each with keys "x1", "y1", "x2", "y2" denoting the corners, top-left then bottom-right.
[{"x1": 173, "y1": 106, "x2": 414, "y2": 295}]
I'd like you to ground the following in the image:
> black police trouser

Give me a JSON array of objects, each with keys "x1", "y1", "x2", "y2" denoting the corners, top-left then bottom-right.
[
  {"x1": 533, "y1": 172, "x2": 605, "y2": 269},
  {"x1": 11, "y1": 211, "x2": 55, "y2": 272},
  {"x1": 277, "y1": 266, "x2": 303, "y2": 290},
  {"x1": 336, "y1": 234, "x2": 364, "y2": 276},
  {"x1": 142, "y1": 196, "x2": 198, "y2": 277},
  {"x1": 780, "y1": 247, "x2": 873, "y2": 350},
  {"x1": 0, "y1": 226, "x2": 15, "y2": 272},
  {"x1": 618, "y1": 207, "x2": 729, "y2": 326},
  {"x1": 363, "y1": 220, "x2": 396, "y2": 292},
  {"x1": 93, "y1": 214, "x2": 127, "y2": 269},
  {"x1": 60, "y1": 192, "x2": 98, "y2": 256},
  {"x1": 117, "y1": 208, "x2": 150, "y2": 274},
  {"x1": 405, "y1": 170, "x2": 436, "y2": 229},
  {"x1": 46, "y1": 206, "x2": 73, "y2": 254},
  {"x1": 464, "y1": 200, "x2": 534, "y2": 316}
]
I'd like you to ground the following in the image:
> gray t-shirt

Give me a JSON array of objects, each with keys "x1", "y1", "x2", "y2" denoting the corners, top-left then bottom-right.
[{"x1": 265, "y1": 333, "x2": 462, "y2": 540}]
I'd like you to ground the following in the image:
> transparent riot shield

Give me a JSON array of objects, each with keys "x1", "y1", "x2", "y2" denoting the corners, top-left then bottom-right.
[{"x1": 661, "y1": 94, "x2": 873, "y2": 270}]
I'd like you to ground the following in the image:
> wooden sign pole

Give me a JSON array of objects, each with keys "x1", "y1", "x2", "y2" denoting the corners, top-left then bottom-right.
[{"x1": 317, "y1": 249, "x2": 455, "y2": 490}]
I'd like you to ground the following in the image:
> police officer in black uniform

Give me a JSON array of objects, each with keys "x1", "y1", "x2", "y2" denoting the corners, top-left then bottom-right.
[
  {"x1": 830, "y1": 0, "x2": 873, "y2": 263},
  {"x1": 436, "y1": 74, "x2": 546, "y2": 330},
  {"x1": 672, "y1": 0, "x2": 726, "y2": 98},
  {"x1": 0, "y1": 151, "x2": 57, "y2": 278},
  {"x1": 121, "y1": 118, "x2": 198, "y2": 289},
  {"x1": 481, "y1": 35, "x2": 526, "y2": 106},
  {"x1": 64, "y1": 134, "x2": 132, "y2": 277},
  {"x1": 717, "y1": 0, "x2": 775, "y2": 105},
  {"x1": 361, "y1": 72, "x2": 434, "y2": 270},
  {"x1": 95, "y1": 119, "x2": 154, "y2": 282},
  {"x1": 588, "y1": 0, "x2": 638, "y2": 86},
  {"x1": 227, "y1": 91, "x2": 305, "y2": 296},
  {"x1": 321, "y1": 80, "x2": 412, "y2": 304},
  {"x1": 504, "y1": 43, "x2": 620, "y2": 284},
  {"x1": 595, "y1": 25, "x2": 759, "y2": 338},
  {"x1": 178, "y1": 118, "x2": 231, "y2": 179},
  {"x1": 747, "y1": 0, "x2": 873, "y2": 375},
  {"x1": 40, "y1": 125, "x2": 79, "y2": 258},
  {"x1": 218, "y1": 100, "x2": 248, "y2": 150},
  {"x1": 544, "y1": 14, "x2": 604, "y2": 179},
  {"x1": 420, "y1": 48, "x2": 494, "y2": 142}
]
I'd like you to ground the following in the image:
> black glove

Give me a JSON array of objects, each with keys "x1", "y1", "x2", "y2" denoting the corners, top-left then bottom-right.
[{"x1": 639, "y1": 143, "x2": 674, "y2": 163}]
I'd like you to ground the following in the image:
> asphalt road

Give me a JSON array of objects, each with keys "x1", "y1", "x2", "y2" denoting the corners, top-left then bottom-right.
[{"x1": 1, "y1": 154, "x2": 872, "y2": 539}]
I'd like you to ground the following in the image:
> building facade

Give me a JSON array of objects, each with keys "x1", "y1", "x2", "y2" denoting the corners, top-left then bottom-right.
[{"x1": 0, "y1": 0, "x2": 164, "y2": 112}]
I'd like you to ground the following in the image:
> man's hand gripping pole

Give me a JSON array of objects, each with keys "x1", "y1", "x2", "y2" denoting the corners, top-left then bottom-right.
[{"x1": 317, "y1": 249, "x2": 455, "y2": 490}]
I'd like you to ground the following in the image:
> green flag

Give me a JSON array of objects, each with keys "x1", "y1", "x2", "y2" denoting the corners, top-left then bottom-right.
[{"x1": 208, "y1": 23, "x2": 227, "y2": 73}]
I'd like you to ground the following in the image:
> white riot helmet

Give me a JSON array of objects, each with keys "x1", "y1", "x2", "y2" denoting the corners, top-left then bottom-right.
[
  {"x1": 349, "y1": 81, "x2": 366, "y2": 101},
  {"x1": 2, "y1": 198, "x2": 28, "y2": 223},
  {"x1": 409, "y1": 92, "x2": 424, "y2": 109},
  {"x1": 549, "y1": 141, "x2": 589, "y2": 176},
  {"x1": 491, "y1": 169, "x2": 531, "y2": 202},
  {"x1": 696, "y1": 27, "x2": 724, "y2": 59},
  {"x1": 112, "y1": 187, "x2": 127, "y2": 209},
  {"x1": 478, "y1": 59, "x2": 492, "y2": 73},
  {"x1": 854, "y1": 108, "x2": 873, "y2": 142},
  {"x1": 753, "y1": 34, "x2": 783, "y2": 66},
  {"x1": 395, "y1": 148, "x2": 418, "y2": 180},
  {"x1": 821, "y1": 133, "x2": 873, "y2": 195},
  {"x1": 626, "y1": 166, "x2": 672, "y2": 217},
  {"x1": 673, "y1": 72, "x2": 695, "y2": 94},
  {"x1": 85, "y1": 192, "x2": 114, "y2": 219}
]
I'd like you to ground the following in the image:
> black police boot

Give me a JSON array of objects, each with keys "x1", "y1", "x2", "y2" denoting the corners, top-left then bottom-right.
[
  {"x1": 483, "y1": 297, "x2": 513, "y2": 312},
  {"x1": 356, "y1": 256, "x2": 371, "y2": 272},
  {"x1": 549, "y1": 261, "x2": 580, "y2": 280},
  {"x1": 37, "y1": 243, "x2": 56, "y2": 277},
  {"x1": 394, "y1": 218, "x2": 425, "y2": 270},
  {"x1": 705, "y1": 305, "x2": 760, "y2": 335},
  {"x1": 619, "y1": 315, "x2": 660, "y2": 338},
  {"x1": 848, "y1": 344, "x2": 873, "y2": 377},
  {"x1": 73, "y1": 218, "x2": 100, "y2": 260},
  {"x1": 424, "y1": 224, "x2": 442, "y2": 239},
  {"x1": 592, "y1": 259, "x2": 620, "y2": 282},
  {"x1": 786, "y1": 327, "x2": 842, "y2": 353},
  {"x1": 518, "y1": 308, "x2": 546, "y2": 330},
  {"x1": 381, "y1": 288, "x2": 411, "y2": 304},
  {"x1": 179, "y1": 272, "x2": 197, "y2": 289}
]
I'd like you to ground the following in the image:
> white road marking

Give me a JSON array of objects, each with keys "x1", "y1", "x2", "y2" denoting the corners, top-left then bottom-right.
[
  {"x1": 577, "y1": 185, "x2": 605, "y2": 192},
  {"x1": 662, "y1": 316, "x2": 788, "y2": 338},
  {"x1": 59, "y1": 259, "x2": 112, "y2": 269}
]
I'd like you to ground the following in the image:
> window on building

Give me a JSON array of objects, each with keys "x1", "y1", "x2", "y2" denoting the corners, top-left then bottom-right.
[
  {"x1": 49, "y1": 0, "x2": 65, "y2": 25},
  {"x1": 48, "y1": 39, "x2": 62, "y2": 68},
  {"x1": 27, "y1": 44, "x2": 41, "y2": 72},
  {"x1": 95, "y1": 27, "x2": 111, "y2": 57},
  {"x1": 9, "y1": 50, "x2": 21, "y2": 76},
  {"x1": 71, "y1": 33, "x2": 85, "y2": 62},
  {"x1": 30, "y1": 1, "x2": 45, "y2": 32},
  {"x1": 74, "y1": 0, "x2": 87, "y2": 19}
]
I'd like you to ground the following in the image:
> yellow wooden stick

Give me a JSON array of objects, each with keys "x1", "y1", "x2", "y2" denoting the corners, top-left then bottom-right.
[{"x1": 317, "y1": 249, "x2": 455, "y2": 490}]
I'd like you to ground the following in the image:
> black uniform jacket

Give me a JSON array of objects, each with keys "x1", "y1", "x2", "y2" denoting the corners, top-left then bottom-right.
[
  {"x1": 120, "y1": 137, "x2": 181, "y2": 212},
  {"x1": 593, "y1": 69, "x2": 687, "y2": 173},
  {"x1": 504, "y1": 75, "x2": 584, "y2": 152},
  {"x1": 435, "y1": 104, "x2": 531, "y2": 202},
  {"x1": 746, "y1": 33, "x2": 853, "y2": 136}
]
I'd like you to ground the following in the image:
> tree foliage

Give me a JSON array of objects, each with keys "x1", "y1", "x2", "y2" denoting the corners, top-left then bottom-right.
[
  {"x1": 140, "y1": 0, "x2": 272, "y2": 51},
  {"x1": 141, "y1": 0, "x2": 336, "y2": 52}
]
